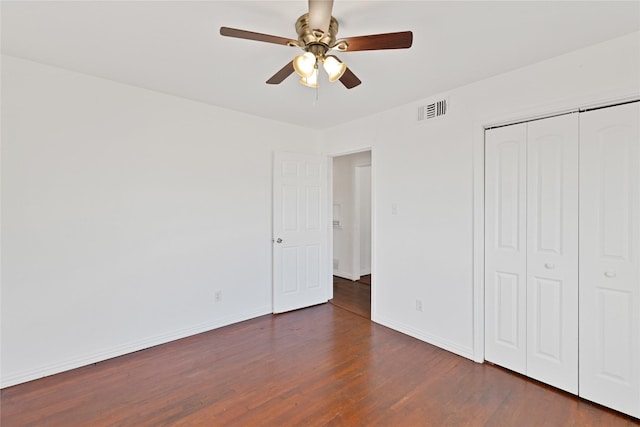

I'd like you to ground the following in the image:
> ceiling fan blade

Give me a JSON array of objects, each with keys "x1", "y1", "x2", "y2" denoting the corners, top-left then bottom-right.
[
  {"x1": 339, "y1": 67, "x2": 362, "y2": 89},
  {"x1": 326, "y1": 55, "x2": 361, "y2": 89},
  {"x1": 266, "y1": 61, "x2": 295, "y2": 85},
  {"x1": 220, "y1": 27, "x2": 298, "y2": 47},
  {"x1": 340, "y1": 31, "x2": 413, "y2": 51},
  {"x1": 308, "y1": 0, "x2": 334, "y2": 34}
]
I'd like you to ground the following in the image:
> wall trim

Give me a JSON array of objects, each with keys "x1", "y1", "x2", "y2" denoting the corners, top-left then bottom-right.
[
  {"x1": 373, "y1": 314, "x2": 474, "y2": 361},
  {"x1": 333, "y1": 271, "x2": 360, "y2": 281},
  {"x1": 1, "y1": 306, "x2": 271, "y2": 389}
]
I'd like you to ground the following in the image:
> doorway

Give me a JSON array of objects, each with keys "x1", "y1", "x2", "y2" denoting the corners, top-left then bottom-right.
[{"x1": 330, "y1": 150, "x2": 372, "y2": 318}]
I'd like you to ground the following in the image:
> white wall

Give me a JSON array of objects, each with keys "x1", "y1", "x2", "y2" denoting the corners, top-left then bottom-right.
[
  {"x1": 0, "y1": 55, "x2": 322, "y2": 387},
  {"x1": 322, "y1": 32, "x2": 640, "y2": 360},
  {"x1": 332, "y1": 151, "x2": 371, "y2": 280}
]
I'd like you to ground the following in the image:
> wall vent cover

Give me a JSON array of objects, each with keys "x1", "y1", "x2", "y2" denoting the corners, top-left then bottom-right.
[{"x1": 418, "y1": 99, "x2": 448, "y2": 121}]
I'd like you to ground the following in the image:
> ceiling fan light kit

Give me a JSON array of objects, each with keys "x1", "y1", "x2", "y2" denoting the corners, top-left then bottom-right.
[
  {"x1": 300, "y1": 68, "x2": 319, "y2": 88},
  {"x1": 220, "y1": 0, "x2": 413, "y2": 90},
  {"x1": 293, "y1": 51, "x2": 317, "y2": 78},
  {"x1": 323, "y1": 56, "x2": 347, "y2": 82}
]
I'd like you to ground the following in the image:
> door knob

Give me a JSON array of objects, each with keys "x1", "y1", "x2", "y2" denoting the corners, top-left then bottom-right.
[
  {"x1": 544, "y1": 263, "x2": 555, "y2": 269},
  {"x1": 275, "y1": 238, "x2": 283, "y2": 244},
  {"x1": 604, "y1": 271, "x2": 616, "y2": 278}
]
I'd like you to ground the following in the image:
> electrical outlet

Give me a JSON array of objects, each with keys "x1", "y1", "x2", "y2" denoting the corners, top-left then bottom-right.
[
  {"x1": 415, "y1": 299, "x2": 423, "y2": 312},
  {"x1": 214, "y1": 291, "x2": 222, "y2": 303}
]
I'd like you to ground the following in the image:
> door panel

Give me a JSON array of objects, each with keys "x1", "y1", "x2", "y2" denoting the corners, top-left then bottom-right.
[
  {"x1": 495, "y1": 272, "x2": 521, "y2": 348},
  {"x1": 526, "y1": 114, "x2": 579, "y2": 394},
  {"x1": 306, "y1": 245, "x2": 321, "y2": 288},
  {"x1": 531, "y1": 278, "x2": 561, "y2": 359},
  {"x1": 485, "y1": 123, "x2": 527, "y2": 374},
  {"x1": 598, "y1": 288, "x2": 633, "y2": 381},
  {"x1": 307, "y1": 187, "x2": 321, "y2": 229},
  {"x1": 281, "y1": 247, "x2": 299, "y2": 294},
  {"x1": 273, "y1": 152, "x2": 328, "y2": 313},
  {"x1": 282, "y1": 185, "x2": 299, "y2": 231},
  {"x1": 579, "y1": 102, "x2": 640, "y2": 418}
]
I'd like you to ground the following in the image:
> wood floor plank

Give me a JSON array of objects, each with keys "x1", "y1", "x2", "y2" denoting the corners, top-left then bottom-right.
[
  {"x1": 2, "y1": 303, "x2": 638, "y2": 426},
  {"x1": 330, "y1": 276, "x2": 371, "y2": 318}
]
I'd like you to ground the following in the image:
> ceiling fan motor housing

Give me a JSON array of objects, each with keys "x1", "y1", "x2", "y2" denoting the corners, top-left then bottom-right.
[{"x1": 295, "y1": 13, "x2": 339, "y2": 57}]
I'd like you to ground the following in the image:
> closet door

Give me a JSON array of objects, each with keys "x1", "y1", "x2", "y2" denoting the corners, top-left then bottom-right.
[
  {"x1": 526, "y1": 114, "x2": 579, "y2": 394},
  {"x1": 485, "y1": 123, "x2": 527, "y2": 374},
  {"x1": 579, "y1": 102, "x2": 640, "y2": 418}
]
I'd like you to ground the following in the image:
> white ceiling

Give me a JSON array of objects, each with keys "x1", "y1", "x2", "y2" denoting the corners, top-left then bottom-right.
[{"x1": 2, "y1": 1, "x2": 639, "y2": 129}]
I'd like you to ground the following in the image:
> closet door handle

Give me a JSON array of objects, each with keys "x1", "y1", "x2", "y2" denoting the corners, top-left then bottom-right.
[
  {"x1": 604, "y1": 271, "x2": 616, "y2": 278},
  {"x1": 544, "y1": 263, "x2": 555, "y2": 269}
]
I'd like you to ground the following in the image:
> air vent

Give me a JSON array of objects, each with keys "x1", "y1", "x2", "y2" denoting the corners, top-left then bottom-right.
[{"x1": 418, "y1": 99, "x2": 448, "y2": 121}]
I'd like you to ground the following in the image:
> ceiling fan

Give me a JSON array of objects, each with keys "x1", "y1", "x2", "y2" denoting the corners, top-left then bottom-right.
[{"x1": 220, "y1": 0, "x2": 413, "y2": 89}]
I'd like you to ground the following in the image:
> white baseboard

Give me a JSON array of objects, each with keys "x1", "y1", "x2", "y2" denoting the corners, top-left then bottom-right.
[
  {"x1": 333, "y1": 270, "x2": 360, "y2": 281},
  {"x1": 372, "y1": 314, "x2": 474, "y2": 361},
  {"x1": 1, "y1": 306, "x2": 272, "y2": 389}
]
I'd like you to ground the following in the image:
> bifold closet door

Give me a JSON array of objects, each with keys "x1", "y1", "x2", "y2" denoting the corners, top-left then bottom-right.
[
  {"x1": 525, "y1": 114, "x2": 579, "y2": 394},
  {"x1": 485, "y1": 114, "x2": 579, "y2": 394},
  {"x1": 485, "y1": 123, "x2": 527, "y2": 374},
  {"x1": 579, "y1": 102, "x2": 640, "y2": 418}
]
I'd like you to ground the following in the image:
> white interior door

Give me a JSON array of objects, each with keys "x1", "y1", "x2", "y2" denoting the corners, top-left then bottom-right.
[
  {"x1": 273, "y1": 152, "x2": 328, "y2": 313},
  {"x1": 485, "y1": 123, "x2": 528, "y2": 374},
  {"x1": 579, "y1": 102, "x2": 640, "y2": 418},
  {"x1": 525, "y1": 114, "x2": 579, "y2": 394}
]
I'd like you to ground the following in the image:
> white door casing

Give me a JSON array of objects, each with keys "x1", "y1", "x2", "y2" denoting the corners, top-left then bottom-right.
[
  {"x1": 485, "y1": 123, "x2": 528, "y2": 375},
  {"x1": 525, "y1": 114, "x2": 579, "y2": 394},
  {"x1": 273, "y1": 152, "x2": 328, "y2": 313},
  {"x1": 579, "y1": 102, "x2": 640, "y2": 418},
  {"x1": 356, "y1": 165, "x2": 372, "y2": 277}
]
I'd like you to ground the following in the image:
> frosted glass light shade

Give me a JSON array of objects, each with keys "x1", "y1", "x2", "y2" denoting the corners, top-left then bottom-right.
[
  {"x1": 299, "y1": 68, "x2": 319, "y2": 88},
  {"x1": 293, "y1": 52, "x2": 317, "y2": 78},
  {"x1": 323, "y1": 56, "x2": 347, "y2": 82}
]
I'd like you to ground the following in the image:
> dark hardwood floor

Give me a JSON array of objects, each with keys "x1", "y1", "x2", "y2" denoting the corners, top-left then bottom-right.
[
  {"x1": 357, "y1": 274, "x2": 371, "y2": 286},
  {"x1": 2, "y1": 303, "x2": 638, "y2": 426},
  {"x1": 330, "y1": 275, "x2": 371, "y2": 318}
]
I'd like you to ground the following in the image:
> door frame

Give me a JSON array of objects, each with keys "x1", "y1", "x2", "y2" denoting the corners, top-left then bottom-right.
[
  {"x1": 354, "y1": 164, "x2": 372, "y2": 277},
  {"x1": 471, "y1": 92, "x2": 640, "y2": 363},
  {"x1": 328, "y1": 147, "x2": 375, "y2": 315}
]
